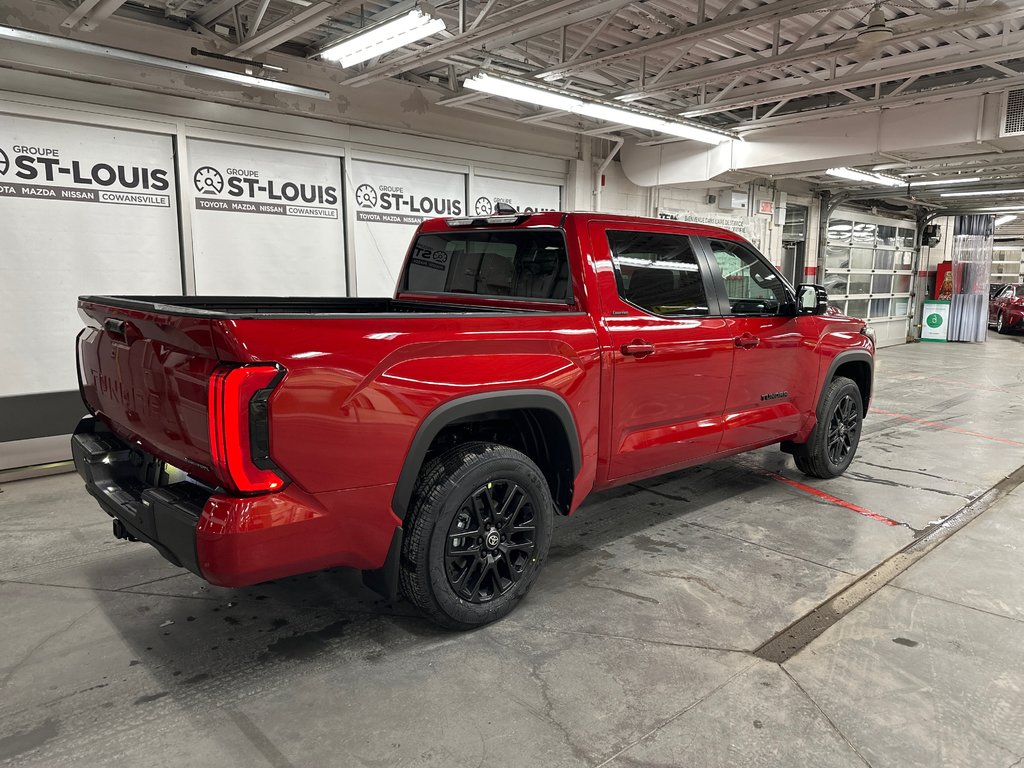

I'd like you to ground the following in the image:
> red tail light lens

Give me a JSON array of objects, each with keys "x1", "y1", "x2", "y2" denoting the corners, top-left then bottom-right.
[{"x1": 208, "y1": 364, "x2": 287, "y2": 494}]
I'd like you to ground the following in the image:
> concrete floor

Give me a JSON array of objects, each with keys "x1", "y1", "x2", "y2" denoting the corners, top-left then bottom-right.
[{"x1": 2, "y1": 332, "x2": 1024, "y2": 768}]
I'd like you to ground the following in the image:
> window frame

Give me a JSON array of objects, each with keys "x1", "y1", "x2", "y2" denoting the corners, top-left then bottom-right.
[
  {"x1": 399, "y1": 226, "x2": 575, "y2": 305},
  {"x1": 604, "y1": 228, "x2": 724, "y2": 318},
  {"x1": 695, "y1": 236, "x2": 795, "y2": 318}
]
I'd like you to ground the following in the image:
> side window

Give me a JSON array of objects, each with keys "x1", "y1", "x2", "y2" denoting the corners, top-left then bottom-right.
[
  {"x1": 709, "y1": 239, "x2": 789, "y2": 315},
  {"x1": 607, "y1": 230, "x2": 709, "y2": 316}
]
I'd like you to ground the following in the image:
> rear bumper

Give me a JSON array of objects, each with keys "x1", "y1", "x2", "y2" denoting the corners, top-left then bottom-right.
[
  {"x1": 73, "y1": 417, "x2": 402, "y2": 589},
  {"x1": 72, "y1": 422, "x2": 207, "y2": 577}
]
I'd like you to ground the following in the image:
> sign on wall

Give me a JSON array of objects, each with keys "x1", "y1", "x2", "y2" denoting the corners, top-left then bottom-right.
[
  {"x1": 187, "y1": 139, "x2": 345, "y2": 295},
  {"x1": 657, "y1": 207, "x2": 771, "y2": 258},
  {"x1": 472, "y1": 176, "x2": 561, "y2": 215},
  {"x1": 350, "y1": 159, "x2": 466, "y2": 296},
  {"x1": 0, "y1": 115, "x2": 181, "y2": 398}
]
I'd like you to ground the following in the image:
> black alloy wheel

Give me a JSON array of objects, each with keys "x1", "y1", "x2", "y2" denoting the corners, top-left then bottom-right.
[
  {"x1": 826, "y1": 394, "x2": 860, "y2": 467},
  {"x1": 400, "y1": 441, "x2": 553, "y2": 629},
  {"x1": 445, "y1": 480, "x2": 537, "y2": 603},
  {"x1": 792, "y1": 375, "x2": 863, "y2": 479}
]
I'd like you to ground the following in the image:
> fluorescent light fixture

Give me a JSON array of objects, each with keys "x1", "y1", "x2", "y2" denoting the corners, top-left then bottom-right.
[
  {"x1": 907, "y1": 177, "x2": 981, "y2": 187},
  {"x1": 826, "y1": 167, "x2": 905, "y2": 187},
  {"x1": 994, "y1": 215, "x2": 1018, "y2": 226},
  {"x1": 462, "y1": 72, "x2": 734, "y2": 145},
  {"x1": 0, "y1": 25, "x2": 330, "y2": 99},
  {"x1": 575, "y1": 103, "x2": 666, "y2": 132},
  {"x1": 320, "y1": 9, "x2": 445, "y2": 67},
  {"x1": 465, "y1": 73, "x2": 581, "y2": 112},
  {"x1": 941, "y1": 188, "x2": 1024, "y2": 197},
  {"x1": 963, "y1": 206, "x2": 1024, "y2": 212}
]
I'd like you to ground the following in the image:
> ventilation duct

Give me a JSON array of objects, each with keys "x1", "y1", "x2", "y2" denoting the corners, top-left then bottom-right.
[{"x1": 1002, "y1": 89, "x2": 1024, "y2": 137}]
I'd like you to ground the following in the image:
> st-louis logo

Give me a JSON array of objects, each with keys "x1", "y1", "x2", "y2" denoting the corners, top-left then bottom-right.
[
  {"x1": 193, "y1": 166, "x2": 224, "y2": 195},
  {"x1": 355, "y1": 184, "x2": 378, "y2": 208}
]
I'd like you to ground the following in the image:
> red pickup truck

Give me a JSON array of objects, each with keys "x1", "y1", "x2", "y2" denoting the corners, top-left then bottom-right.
[{"x1": 73, "y1": 211, "x2": 874, "y2": 628}]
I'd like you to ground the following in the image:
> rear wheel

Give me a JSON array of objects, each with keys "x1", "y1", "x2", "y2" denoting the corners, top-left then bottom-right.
[
  {"x1": 400, "y1": 442, "x2": 553, "y2": 629},
  {"x1": 792, "y1": 376, "x2": 863, "y2": 479}
]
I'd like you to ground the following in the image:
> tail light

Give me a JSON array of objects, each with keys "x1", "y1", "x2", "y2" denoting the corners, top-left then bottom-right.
[{"x1": 208, "y1": 364, "x2": 288, "y2": 494}]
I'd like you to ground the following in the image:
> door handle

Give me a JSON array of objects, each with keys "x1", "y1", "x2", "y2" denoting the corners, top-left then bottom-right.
[
  {"x1": 104, "y1": 318, "x2": 139, "y2": 344},
  {"x1": 734, "y1": 333, "x2": 760, "y2": 349},
  {"x1": 621, "y1": 340, "x2": 655, "y2": 358}
]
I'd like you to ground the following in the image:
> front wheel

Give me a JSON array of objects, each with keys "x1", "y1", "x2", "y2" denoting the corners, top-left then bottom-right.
[
  {"x1": 997, "y1": 313, "x2": 1009, "y2": 334},
  {"x1": 400, "y1": 442, "x2": 553, "y2": 630},
  {"x1": 792, "y1": 376, "x2": 863, "y2": 479}
]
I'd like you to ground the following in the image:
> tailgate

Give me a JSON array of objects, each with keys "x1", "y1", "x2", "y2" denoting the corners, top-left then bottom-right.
[{"x1": 77, "y1": 299, "x2": 222, "y2": 484}]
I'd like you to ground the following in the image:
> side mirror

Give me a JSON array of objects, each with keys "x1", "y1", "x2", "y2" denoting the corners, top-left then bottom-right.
[{"x1": 796, "y1": 283, "x2": 829, "y2": 315}]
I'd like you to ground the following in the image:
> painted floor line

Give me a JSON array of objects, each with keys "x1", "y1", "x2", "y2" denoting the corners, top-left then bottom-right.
[
  {"x1": 754, "y1": 468, "x2": 903, "y2": 527},
  {"x1": 871, "y1": 408, "x2": 1024, "y2": 447}
]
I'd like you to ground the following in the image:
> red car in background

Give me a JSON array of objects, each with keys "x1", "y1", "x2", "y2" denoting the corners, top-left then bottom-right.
[{"x1": 989, "y1": 283, "x2": 1024, "y2": 334}]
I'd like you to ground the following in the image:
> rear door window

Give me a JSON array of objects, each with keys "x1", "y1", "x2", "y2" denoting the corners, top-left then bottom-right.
[
  {"x1": 606, "y1": 230, "x2": 710, "y2": 316},
  {"x1": 402, "y1": 229, "x2": 571, "y2": 302}
]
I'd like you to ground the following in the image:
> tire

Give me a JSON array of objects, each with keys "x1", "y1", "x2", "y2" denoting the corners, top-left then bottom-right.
[
  {"x1": 791, "y1": 376, "x2": 863, "y2": 479},
  {"x1": 997, "y1": 313, "x2": 1008, "y2": 334},
  {"x1": 399, "y1": 441, "x2": 554, "y2": 630}
]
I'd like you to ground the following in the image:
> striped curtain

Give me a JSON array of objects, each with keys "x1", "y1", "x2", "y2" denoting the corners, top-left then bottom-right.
[{"x1": 948, "y1": 215, "x2": 994, "y2": 342}]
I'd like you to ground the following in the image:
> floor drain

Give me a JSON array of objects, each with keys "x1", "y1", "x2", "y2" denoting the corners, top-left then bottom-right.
[{"x1": 754, "y1": 463, "x2": 1024, "y2": 664}]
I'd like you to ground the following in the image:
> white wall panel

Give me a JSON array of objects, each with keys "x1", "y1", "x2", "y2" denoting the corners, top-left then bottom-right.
[
  {"x1": 349, "y1": 159, "x2": 466, "y2": 296},
  {"x1": 187, "y1": 139, "x2": 345, "y2": 296},
  {"x1": 0, "y1": 114, "x2": 181, "y2": 397},
  {"x1": 472, "y1": 176, "x2": 561, "y2": 215}
]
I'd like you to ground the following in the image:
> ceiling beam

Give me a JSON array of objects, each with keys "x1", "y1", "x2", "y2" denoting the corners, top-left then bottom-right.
[
  {"x1": 62, "y1": 0, "x2": 128, "y2": 31},
  {"x1": 533, "y1": 0, "x2": 847, "y2": 80},
  {"x1": 732, "y1": 71, "x2": 1024, "y2": 132},
  {"x1": 227, "y1": 1, "x2": 352, "y2": 56},
  {"x1": 341, "y1": 0, "x2": 640, "y2": 87},
  {"x1": 681, "y1": 36, "x2": 1024, "y2": 117},
  {"x1": 191, "y1": 0, "x2": 247, "y2": 27},
  {"x1": 618, "y1": 1, "x2": 1020, "y2": 100}
]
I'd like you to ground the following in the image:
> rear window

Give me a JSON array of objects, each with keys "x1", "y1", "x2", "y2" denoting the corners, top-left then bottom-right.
[{"x1": 401, "y1": 229, "x2": 572, "y2": 302}]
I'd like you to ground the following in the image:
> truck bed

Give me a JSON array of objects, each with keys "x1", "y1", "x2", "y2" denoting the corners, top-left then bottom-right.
[{"x1": 78, "y1": 295, "x2": 539, "y2": 319}]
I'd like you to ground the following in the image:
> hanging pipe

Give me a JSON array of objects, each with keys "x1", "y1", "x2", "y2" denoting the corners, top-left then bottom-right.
[{"x1": 594, "y1": 136, "x2": 624, "y2": 213}]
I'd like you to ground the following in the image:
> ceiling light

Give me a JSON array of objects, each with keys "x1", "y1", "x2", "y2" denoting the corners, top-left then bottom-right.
[
  {"x1": 908, "y1": 177, "x2": 982, "y2": 187},
  {"x1": 0, "y1": 25, "x2": 329, "y2": 99},
  {"x1": 995, "y1": 215, "x2": 1018, "y2": 226},
  {"x1": 462, "y1": 72, "x2": 735, "y2": 145},
  {"x1": 940, "y1": 188, "x2": 1024, "y2": 197},
  {"x1": 575, "y1": 103, "x2": 666, "y2": 132},
  {"x1": 465, "y1": 73, "x2": 581, "y2": 112},
  {"x1": 858, "y1": 4, "x2": 894, "y2": 44},
  {"x1": 319, "y1": 9, "x2": 445, "y2": 67},
  {"x1": 826, "y1": 167, "x2": 905, "y2": 187}
]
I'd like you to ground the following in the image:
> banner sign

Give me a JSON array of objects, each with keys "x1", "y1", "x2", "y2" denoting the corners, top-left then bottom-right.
[
  {"x1": 657, "y1": 208, "x2": 769, "y2": 252},
  {"x1": 350, "y1": 159, "x2": 466, "y2": 295},
  {"x1": 0, "y1": 133, "x2": 171, "y2": 208},
  {"x1": 472, "y1": 176, "x2": 561, "y2": 216},
  {"x1": 0, "y1": 115, "x2": 181, "y2": 398},
  {"x1": 188, "y1": 139, "x2": 345, "y2": 296}
]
